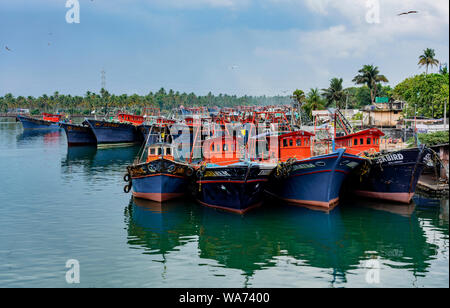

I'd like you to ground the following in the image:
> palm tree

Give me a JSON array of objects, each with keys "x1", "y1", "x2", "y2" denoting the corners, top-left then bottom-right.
[
  {"x1": 322, "y1": 78, "x2": 346, "y2": 109},
  {"x1": 418, "y1": 48, "x2": 439, "y2": 74},
  {"x1": 292, "y1": 89, "x2": 306, "y2": 107},
  {"x1": 352, "y1": 65, "x2": 389, "y2": 104}
]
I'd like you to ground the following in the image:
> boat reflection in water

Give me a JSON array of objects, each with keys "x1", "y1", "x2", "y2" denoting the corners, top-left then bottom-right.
[
  {"x1": 126, "y1": 197, "x2": 200, "y2": 256},
  {"x1": 61, "y1": 145, "x2": 140, "y2": 174},
  {"x1": 124, "y1": 196, "x2": 441, "y2": 287},
  {"x1": 16, "y1": 130, "x2": 63, "y2": 146}
]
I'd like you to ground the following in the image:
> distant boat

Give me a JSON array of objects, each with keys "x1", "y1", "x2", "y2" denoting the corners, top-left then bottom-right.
[
  {"x1": 60, "y1": 121, "x2": 97, "y2": 146},
  {"x1": 84, "y1": 113, "x2": 144, "y2": 148},
  {"x1": 16, "y1": 113, "x2": 64, "y2": 130}
]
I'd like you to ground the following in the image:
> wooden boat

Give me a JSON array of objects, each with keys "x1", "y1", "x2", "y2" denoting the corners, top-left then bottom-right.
[
  {"x1": 85, "y1": 113, "x2": 144, "y2": 147},
  {"x1": 192, "y1": 135, "x2": 276, "y2": 214},
  {"x1": 60, "y1": 120, "x2": 97, "y2": 146},
  {"x1": 125, "y1": 128, "x2": 195, "y2": 202},
  {"x1": 265, "y1": 131, "x2": 365, "y2": 208},
  {"x1": 333, "y1": 127, "x2": 430, "y2": 204},
  {"x1": 16, "y1": 113, "x2": 64, "y2": 130}
]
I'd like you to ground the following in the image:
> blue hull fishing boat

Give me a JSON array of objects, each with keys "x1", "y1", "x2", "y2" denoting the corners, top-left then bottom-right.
[
  {"x1": 350, "y1": 146, "x2": 430, "y2": 204},
  {"x1": 85, "y1": 118, "x2": 142, "y2": 147},
  {"x1": 194, "y1": 162, "x2": 275, "y2": 214},
  {"x1": 16, "y1": 114, "x2": 61, "y2": 130},
  {"x1": 125, "y1": 140, "x2": 194, "y2": 202},
  {"x1": 127, "y1": 160, "x2": 191, "y2": 202},
  {"x1": 268, "y1": 149, "x2": 365, "y2": 209},
  {"x1": 60, "y1": 121, "x2": 97, "y2": 146}
]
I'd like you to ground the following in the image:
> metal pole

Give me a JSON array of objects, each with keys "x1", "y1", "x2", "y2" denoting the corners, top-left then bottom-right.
[{"x1": 445, "y1": 97, "x2": 448, "y2": 129}]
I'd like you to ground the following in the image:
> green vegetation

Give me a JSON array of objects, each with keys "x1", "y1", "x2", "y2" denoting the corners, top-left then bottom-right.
[
  {"x1": 321, "y1": 78, "x2": 346, "y2": 109},
  {"x1": 352, "y1": 64, "x2": 389, "y2": 104},
  {"x1": 418, "y1": 48, "x2": 440, "y2": 75},
  {"x1": 407, "y1": 131, "x2": 449, "y2": 147},
  {"x1": 393, "y1": 73, "x2": 449, "y2": 118},
  {"x1": 0, "y1": 88, "x2": 291, "y2": 114}
]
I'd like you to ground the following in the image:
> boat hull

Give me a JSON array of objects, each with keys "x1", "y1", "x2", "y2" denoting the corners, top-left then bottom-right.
[
  {"x1": 60, "y1": 122, "x2": 97, "y2": 146},
  {"x1": 268, "y1": 149, "x2": 365, "y2": 208},
  {"x1": 16, "y1": 115, "x2": 60, "y2": 130},
  {"x1": 195, "y1": 163, "x2": 274, "y2": 214},
  {"x1": 128, "y1": 159, "x2": 190, "y2": 203},
  {"x1": 350, "y1": 147, "x2": 429, "y2": 204},
  {"x1": 85, "y1": 119, "x2": 141, "y2": 147}
]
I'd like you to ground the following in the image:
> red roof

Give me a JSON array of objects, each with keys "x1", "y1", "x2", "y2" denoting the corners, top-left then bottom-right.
[
  {"x1": 335, "y1": 128, "x2": 385, "y2": 140},
  {"x1": 279, "y1": 130, "x2": 315, "y2": 139}
]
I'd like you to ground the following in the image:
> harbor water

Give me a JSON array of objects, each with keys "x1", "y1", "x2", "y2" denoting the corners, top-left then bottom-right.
[{"x1": 0, "y1": 118, "x2": 448, "y2": 288}]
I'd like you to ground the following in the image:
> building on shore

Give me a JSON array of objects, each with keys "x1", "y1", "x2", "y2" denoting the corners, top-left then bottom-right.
[{"x1": 362, "y1": 100, "x2": 405, "y2": 127}]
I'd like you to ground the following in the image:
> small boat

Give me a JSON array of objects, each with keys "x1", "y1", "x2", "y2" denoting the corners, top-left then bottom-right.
[
  {"x1": 85, "y1": 113, "x2": 144, "y2": 148},
  {"x1": 16, "y1": 113, "x2": 64, "y2": 130},
  {"x1": 125, "y1": 138, "x2": 194, "y2": 203},
  {"x1": 60, "y1": 121, "x2": 97, "y2": 146},
  {"x1": 193, "y1": 135, "x2": 276, "y2": 214}
]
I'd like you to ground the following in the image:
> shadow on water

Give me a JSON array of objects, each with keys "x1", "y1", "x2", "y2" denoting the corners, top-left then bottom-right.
[{"x1": 124, "y1": 195, "x2": 445, "y2": 286}]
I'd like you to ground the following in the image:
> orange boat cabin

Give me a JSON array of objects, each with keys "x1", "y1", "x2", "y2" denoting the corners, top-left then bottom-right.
[
  {"x1": 146, "y1": 143, "x2": 175, "y2": 162},
  {"x1": 334, "y1": 128, "x2": 385, "y2": 155}
]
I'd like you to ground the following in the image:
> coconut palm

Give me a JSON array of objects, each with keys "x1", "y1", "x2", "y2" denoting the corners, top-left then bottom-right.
[
  {"x1": 322, "y1": 78, "x2": 346, "y2": 109},
  {"x1": 418, "y1": 48, "x2": 439, "y2": 74},
  {"x1": 292, "y1": 89, "x2": 306, "y2": 107},
  {"x1": 352, "y1": 65, "x2": 389, "y2": 104}
]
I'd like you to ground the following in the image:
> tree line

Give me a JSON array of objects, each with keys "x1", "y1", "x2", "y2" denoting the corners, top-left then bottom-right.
[
  {"x1": 1, "y1": 49, "x2": 448, "y2": 119},
  {"x1": 293, "y1": 48, "x2": 449, "y2": 119}
]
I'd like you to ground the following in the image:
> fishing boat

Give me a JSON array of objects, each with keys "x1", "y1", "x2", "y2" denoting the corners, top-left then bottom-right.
[
  {"x1": 16, "y1": 113, "x2": 64, "y2": 130},
  {"x1": 193, "y1": 135, "x2": 276, "y2": 214},
  {"x1": 60, "y1": 121, "x2": 97, "y2": 146},
  {"x1": 266, "y1": 130, "x2": 365, "y2": 209},
  {"x1": 332, "y1": 125, "x2": 431, "y2": 204},
  {"x1": 124, "y1": 131, "x2": 194, "y2": 203},
  {"x1": 85, "y1": 113, "x2": 144, "y2": 148},
  {"x1": 348, "y1": 146, "x2": 430, "y2": 203}
]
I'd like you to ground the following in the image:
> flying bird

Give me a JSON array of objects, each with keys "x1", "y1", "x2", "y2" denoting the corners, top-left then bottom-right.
[
  {"x1": 229, "y1": 65, "x2": 239, "y2": 70},
  {"x1": 397, "y1": 11, "x2": 418, "y2": 16},
  {"x1": 5, "y1": 46, "x2": 11, "y2": 51}
]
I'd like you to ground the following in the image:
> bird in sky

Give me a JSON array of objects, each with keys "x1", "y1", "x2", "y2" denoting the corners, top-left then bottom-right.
[
  {"x1": 397, "y1": 10, "x2": 419, "y2": 16},
  {"x1": 229, "y1": 65, "x2": 239, "y2": 70},
  {"x1": 5, "y1": 46, "x2": 11, "y2": 51}
]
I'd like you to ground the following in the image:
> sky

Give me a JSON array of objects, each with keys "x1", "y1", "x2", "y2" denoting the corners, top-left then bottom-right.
[{"x1": 0, "y1": 0, "x2": 448, "y2": 97}]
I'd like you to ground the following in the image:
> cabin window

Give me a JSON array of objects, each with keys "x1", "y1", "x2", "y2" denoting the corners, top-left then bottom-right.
[
  {"x1": 354, "y1": 139, "x2": 358, "y2": 146},
  {"x1": 360, "y1": 138, "x2": 364, "y2": 145},
  {"x1": 283, "y1": 139, "x2": 288, "y2": 147},
  {"x1": 158, "y1": 148, "x2": 162, "y2": 155},
  {"x1": 289, "y1": 139, "x2": 293, "y2": 147},
  {"x1": 212, "y1": 144, "x2": 215, "y2": 152},
  {"x1": 223, "y1": 144, "x2": 228, "y2": 151},
  {"x1": 296, "y1": 139, "x2": 301, "y2": 146},
  {"x1": 166, "y1": 148, "x2": 171, "y2": 155},
  {"x1": 150, "y1": 148, "x2": 155, "y2": 155},
  {"x1": 367, "y1": 138, "x2": 371, "y2": 145}
]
